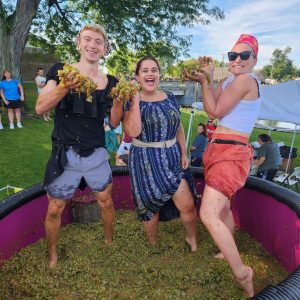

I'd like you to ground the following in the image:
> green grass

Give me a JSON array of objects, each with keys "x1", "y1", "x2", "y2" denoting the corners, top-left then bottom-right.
[{"x1": 0, "y1": 84, "x2": 299, "y2": 200}]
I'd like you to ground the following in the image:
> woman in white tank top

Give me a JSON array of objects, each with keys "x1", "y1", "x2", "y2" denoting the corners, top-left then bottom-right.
[{"x1": 187, "y1": 34, "x2": 260, "y2": 297}]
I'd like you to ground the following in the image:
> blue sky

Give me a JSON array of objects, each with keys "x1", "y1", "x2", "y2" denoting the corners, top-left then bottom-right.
[{"x1": 179, "y1": 0, "x2": 300, "y2": 69}]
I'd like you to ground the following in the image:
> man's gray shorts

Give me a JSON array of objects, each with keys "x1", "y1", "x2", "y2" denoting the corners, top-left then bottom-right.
[{"x1": 45, "y1": 147, "x2": 112, "y2": 200}]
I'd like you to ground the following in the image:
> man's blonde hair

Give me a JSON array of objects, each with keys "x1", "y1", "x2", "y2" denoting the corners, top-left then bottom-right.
[{"x1": 78, "y1": 24, "x2": 108, "y2": 41}]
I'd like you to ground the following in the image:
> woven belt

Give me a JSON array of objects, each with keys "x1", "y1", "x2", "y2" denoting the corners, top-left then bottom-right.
[
  {"x1": 210, "y1": 138, "x2": 247, "y2": 146},
  {"x1": 132, "y1": 137, "x2": 177, "y2": 148}
]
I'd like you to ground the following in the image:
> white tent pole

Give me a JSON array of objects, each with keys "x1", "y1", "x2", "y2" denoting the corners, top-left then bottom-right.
[
  {"x1": 186, "y1": 108, "x2": 194, "y2": 148},
  {"x1": 286, "y1": 124, "x2": 297, "y2": 173},
  {"x1": 186, "y1": 82, "x2": 199, "y2": 149}
]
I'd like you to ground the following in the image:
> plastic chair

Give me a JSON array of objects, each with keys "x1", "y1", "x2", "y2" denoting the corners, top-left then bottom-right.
[{"x1": 274, "y1": 167, "x2": 300, "y2": 191}]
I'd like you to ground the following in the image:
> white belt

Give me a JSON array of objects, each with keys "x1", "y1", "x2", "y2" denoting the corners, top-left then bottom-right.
[{"x1": 132, "y1": 137, "x2": 177, "y2": 148}]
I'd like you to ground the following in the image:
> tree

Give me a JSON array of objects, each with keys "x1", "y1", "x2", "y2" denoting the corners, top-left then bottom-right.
[
  {"x1": 0, "y1": 0, "x2": 41, "y2": 80},
  {"x1": 106, "y1": 41, "x2": 182, "y2": 77},
  {"x1": 0, "y1": 0, "x2": 224, "y2": 80},
  {"x1": 261, "y1": 47, "x2": 300, "y2": 82},
  {"x1": 106, "y1": 46, "x2": 136, "y2": 77}
]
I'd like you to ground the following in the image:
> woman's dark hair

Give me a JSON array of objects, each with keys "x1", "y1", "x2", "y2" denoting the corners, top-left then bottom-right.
[
  {"x1": 198, "y1": 123, "x2": 207, "y2": 136},
  {"x1": 258, "y1": 133, "x2": 271, "y2": 143},
  {"x1": 1, "y1": 69, "x2": 11, "y2": 81},
  {"x1": 135, "y1": 56, "x2": 160, "y2": 75},
  {"x1": 36, "y1": 68, "x2": 44, "y2": 76}
]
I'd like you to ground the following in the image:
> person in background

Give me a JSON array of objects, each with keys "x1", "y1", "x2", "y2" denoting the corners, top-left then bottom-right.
[
  {"x1": 115, "y1": 133, "x2": 132, "y2": 166},
  {"x1": 114, "y1": 122, "x2": 122, "y2": 145},
  {"x1": 104, "y1": 116, "x2": 118, "y2": 153},
  {"x1": 189, "y1": 34, "x2": 261, "y2": 297},
  {"x1": 35, "y1": 68, "x2": 50, "y2": 121},
  {"x1": 0, "y1": 92, "x2": 3, "y2": 130},
  {"x1": 124, "y1": 56, "x2": 198, "y2": 252},
  {"x1": 190, "y1": 123, "x2": 208, "y2": 167},
  {"x1": 35, "y1": 24, "x2": 123, "y2": 268},
  {"x1": 206, "y1": 119, "x2": 217, "y2": 141},
  {"x1": 253, "y1": 134, "x2": 281, "y2": 181},
  {"x1": 0, "y1": 70, "x2": 25, "y2": 129}
]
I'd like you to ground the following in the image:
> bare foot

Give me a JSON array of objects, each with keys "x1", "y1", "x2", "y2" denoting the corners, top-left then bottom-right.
[
  {"x1": 48, "y1": 254, "x2": 57, "y2": 268},
  {"x1": 235, "y1": 266, "x2": 254, "y2": 298},
  {"x1": 148, "y1": 239, "x2": 157, "y2": 246},
  {"x1": 185, "y1": 237, "x2": 197, "y2": 252},
  {"x1": 214, "y1": 252, "x2": 225, "y2": 259},
  {"x1": 105, "y1": 239, "x2": 113, "y2": 246}
]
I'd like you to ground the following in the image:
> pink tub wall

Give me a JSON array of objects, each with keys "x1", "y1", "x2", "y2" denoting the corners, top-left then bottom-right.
[
  {"x1": 233, "y1": 187, "x2": 300, "y2": 272},
  {"x1": 0, "y1": 194, "x2": 72, "y2": 264},
  {"x1": 0, "y1": 176, "x2": 299, "y2": 272},
  {"x1": 0, "y1": 176, "x2": 134, "y2": 265}
]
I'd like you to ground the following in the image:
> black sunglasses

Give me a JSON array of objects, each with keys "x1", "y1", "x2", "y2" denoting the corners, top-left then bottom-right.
[{"x1": 228, "y1": 51, "x2": 254, "y2": 61}]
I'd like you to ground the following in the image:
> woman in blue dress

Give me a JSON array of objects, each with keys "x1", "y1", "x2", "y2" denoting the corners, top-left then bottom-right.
[{"x1": 124, "y1": 57, "x2": 197, "y2": 251}]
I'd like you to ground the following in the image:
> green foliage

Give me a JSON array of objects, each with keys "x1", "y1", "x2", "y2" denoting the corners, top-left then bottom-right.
[
  {"x1": 261, "y1": 47, "x2": 300, "y2": 82},
  {"x1": 261, "y1": 64, "x2": 272, "y2": 79},
  {"x1": 106, "y1": 41, "x2": 182, "y2": 77},
  {"x1": 1, "y1": 1, "x2": 224, "y2": 80},
  {"x1": 291, "y1": 65, "x2": 300, "y2": 77},
  {"x1": 0, "y1": 211, "x2": 287, "y2": 298},
  {"x1": 214, "y1": 58, "x2": 228, "y2": 68},
  {"x1": 106, "y1": 46, "x2": 136, "y2": 77},
  {"x1": 28, "y1": 0, "x2": 224, "y2": 61},
  {"x1": 164, "y1": 58, "x2": 199, "y2": 79},
  {"x1": 0, "y1": 0, "x2": 16, "y2": 32}
]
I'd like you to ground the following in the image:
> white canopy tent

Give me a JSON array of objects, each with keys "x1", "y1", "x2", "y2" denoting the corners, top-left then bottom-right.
[{"x1": 187, "y1": 80, "x2": 300, "y2": 173}]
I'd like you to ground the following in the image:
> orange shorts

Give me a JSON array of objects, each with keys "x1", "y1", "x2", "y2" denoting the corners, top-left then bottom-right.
[{"x1": 202, "y1": 133, "x2": 253, "y2": 199}]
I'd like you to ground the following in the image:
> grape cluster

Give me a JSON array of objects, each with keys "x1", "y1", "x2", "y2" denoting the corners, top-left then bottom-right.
[
  {"x1": 180, "y1": 56, "x2": 213, "y2": 84},
  {"x1": 109, "y1": 77, "x2": 139, "y2": 103},
  {"x1": 57, "y1": 64, "x2": 97, "y2": 103}
]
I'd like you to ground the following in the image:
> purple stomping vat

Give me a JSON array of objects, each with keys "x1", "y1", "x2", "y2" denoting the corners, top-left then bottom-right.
[{"x1": 0, "y1": 167, "x2": 299, "y2": 299}]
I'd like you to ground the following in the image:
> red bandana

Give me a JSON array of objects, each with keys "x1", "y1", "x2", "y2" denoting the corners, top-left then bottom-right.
[{"x1": 235, "y1": 34, "x2": 258, "y2": 56}]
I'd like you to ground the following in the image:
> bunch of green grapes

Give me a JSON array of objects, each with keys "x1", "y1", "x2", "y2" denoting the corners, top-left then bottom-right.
[
  {"x1": 179, "y1": 57, "x2": 212, "y2": 84},
  {"x1": 58, "y1": 64, "x2": 97, "y2": 103},
  {"x1": 179, "y1": 59, "x2": 200, "y2": 81},
  {"x1": 109, "y1": 77, "x2": 139, "y2": 103}
]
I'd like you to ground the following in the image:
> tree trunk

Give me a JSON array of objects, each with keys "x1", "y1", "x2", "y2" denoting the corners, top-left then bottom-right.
[
  {"x1": 0, "y1": 2, "x2": 10, "y2": 76},
  {"x1": 0, "y1": 0, "x2": 41, "y2": 81}
]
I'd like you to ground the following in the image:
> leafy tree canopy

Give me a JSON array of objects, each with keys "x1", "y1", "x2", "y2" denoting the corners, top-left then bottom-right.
[
  {"x1": 261, "y1": 47, "x2": 300, "y2": 82},
  {"x1": 1, "y1": 0, "x2": 224, "y2": 79},
  {"x1": 106, "y1": 41, "x2": 180, "y2": 77}
]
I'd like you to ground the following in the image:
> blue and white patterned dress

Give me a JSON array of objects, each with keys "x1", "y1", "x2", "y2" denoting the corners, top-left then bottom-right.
[{"x1": 126, "y1": 92, "x2": 196, "y2": 222}]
